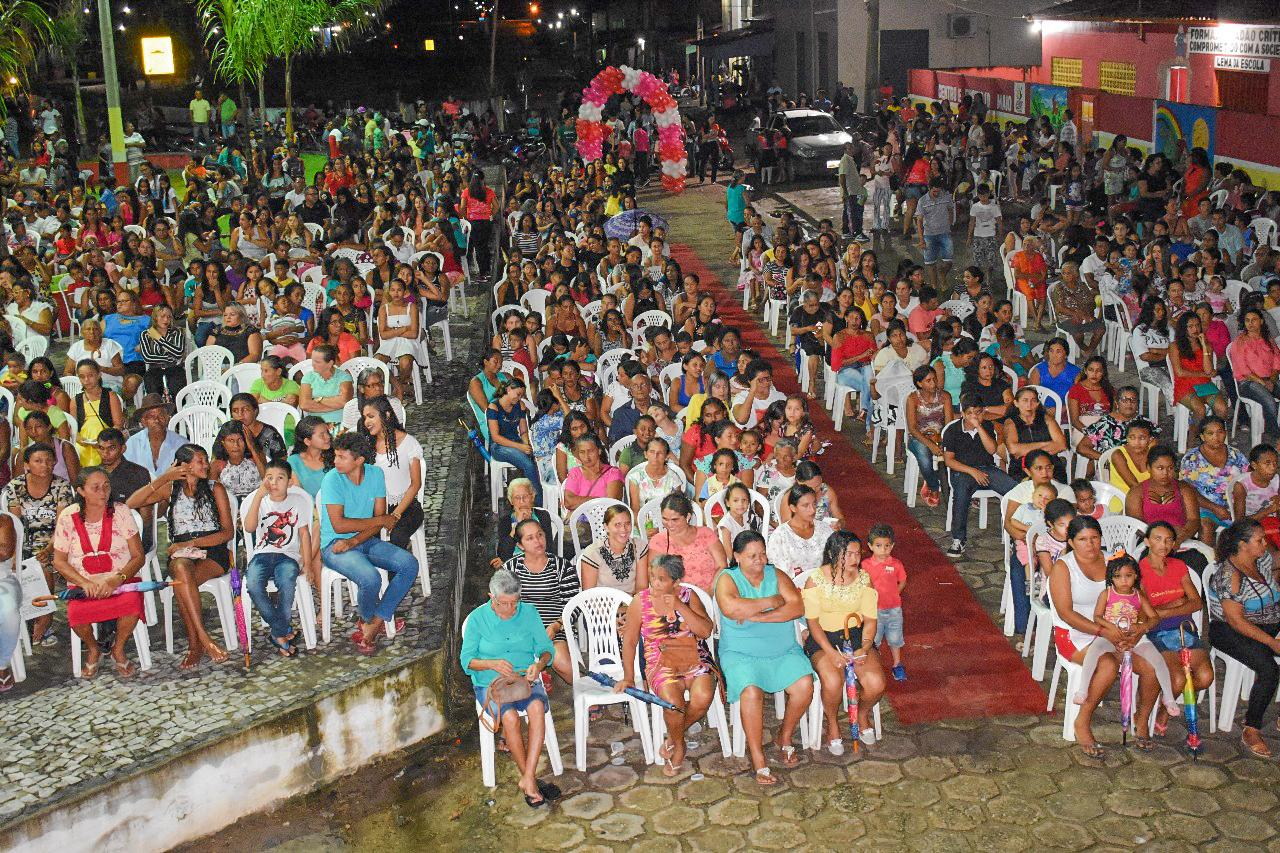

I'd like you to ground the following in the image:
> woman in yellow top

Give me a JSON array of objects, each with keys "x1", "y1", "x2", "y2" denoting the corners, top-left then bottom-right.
[
  {"x1": 1109, "y1": 419, "x2": 1155, "y2": 494},
  {"x1": 801, "y1": 530, "x2": 886, "y2": 755}
]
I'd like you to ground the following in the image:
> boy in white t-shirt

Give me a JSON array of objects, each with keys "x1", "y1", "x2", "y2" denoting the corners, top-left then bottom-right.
[{"x1": 244, "y1": 459, "x2": 314, "y2": 657}]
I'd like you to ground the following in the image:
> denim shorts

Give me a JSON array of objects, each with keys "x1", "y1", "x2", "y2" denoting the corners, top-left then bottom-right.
[
  {"x1": 923, "y1": 233, "x2": 954, "y2": 264},
  {"x1": 1147, "y1": 623, "x2": 1204, "y2": 654},
  {"x1": 875, "y1": 607, "x2": 905, "y2": 649}
]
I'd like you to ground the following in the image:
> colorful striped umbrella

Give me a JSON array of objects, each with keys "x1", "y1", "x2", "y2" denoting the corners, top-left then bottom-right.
[
  {"x1": 842, "y1": 613, "x2": 864, "y2": 751},
  {"x1": 33, "y1": 580, "x2": 176, "y2": 606},
  {"x1": 1118, "y1": 616, "x2": 1134, "y2": 747},
  {"x1": 1180, "y1": 621, "x2": 1203, "y2": 757}
]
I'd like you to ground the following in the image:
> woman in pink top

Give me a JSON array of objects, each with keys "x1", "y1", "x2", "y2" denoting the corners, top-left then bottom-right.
[
  {"x1": 1230, "y1": 308, "x2": 1280, "y2": 440},
  {"x1": 648, "y1": 492, "x2": 727, "y2": 591},
  {"x1": 561, "y1": 435, "x2": 624, "y2": 515}
]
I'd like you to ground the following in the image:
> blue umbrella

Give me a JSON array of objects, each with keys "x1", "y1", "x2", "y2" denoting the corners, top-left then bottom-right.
[
  {"x1": 605, "y1": 210, "x2": 669, "y2": 240},
  {"x1": 587, "y1": 659, "x2": 685, "y2": 712}
]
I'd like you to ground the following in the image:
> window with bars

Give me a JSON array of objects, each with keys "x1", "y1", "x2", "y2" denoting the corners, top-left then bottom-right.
[
  {"x1": 1051, "y1": 57, "x2": 1082, "y2": 88},
  {"x1": 1098, "y1": 61, "x2": 1136, "y2": 95}
]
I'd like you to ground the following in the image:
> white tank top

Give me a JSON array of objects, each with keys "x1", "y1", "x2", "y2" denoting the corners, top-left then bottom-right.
[{"x1": 1050, "y1": 551, "x2": 1107, "y2": 651}]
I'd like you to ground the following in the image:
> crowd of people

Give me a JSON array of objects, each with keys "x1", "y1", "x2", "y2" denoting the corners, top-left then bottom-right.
[
  {"x1": 462, "y1": 85, "x2": 1280, "y2": 806},
  {"x1": 0, "y1": 93, "x2": 510, "y2": 688}
]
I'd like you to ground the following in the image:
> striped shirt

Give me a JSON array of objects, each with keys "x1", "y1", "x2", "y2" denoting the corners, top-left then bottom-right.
[
  {"x1": 502, "y1": 554, "x2": 580, "y2": 639},
  {"x1": 1208, "y1": 552, "x2": 1280, "y2": 625}
]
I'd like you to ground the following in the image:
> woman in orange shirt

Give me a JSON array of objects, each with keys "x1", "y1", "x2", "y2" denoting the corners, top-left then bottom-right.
[{"x1": 1010, "y1": 234, "x2": 1048, "y2": 332}]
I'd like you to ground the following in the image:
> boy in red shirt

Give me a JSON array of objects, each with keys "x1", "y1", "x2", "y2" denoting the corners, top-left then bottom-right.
[{"x1": 864, "y1": 523, "x2": 908, "y2": 681}]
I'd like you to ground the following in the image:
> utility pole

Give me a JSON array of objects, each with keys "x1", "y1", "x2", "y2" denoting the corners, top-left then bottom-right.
[
  {"x1": 863, "y1": 0, "x2": 879, "y2": 113},
  {"x1": 488, "y1": 0, "x2": 499, "y2": 94},
  {"x1": 96, "y1": 0, "x2": 128, "y2": 184}
]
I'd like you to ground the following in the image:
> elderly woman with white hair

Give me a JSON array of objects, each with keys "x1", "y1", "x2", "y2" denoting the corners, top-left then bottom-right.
[
  {"x1": 492, "y1": 478, "x2": 556, "y2": 568},
  {"x1": 461, "y1": 569, "x2": 562, "y2": 808}
]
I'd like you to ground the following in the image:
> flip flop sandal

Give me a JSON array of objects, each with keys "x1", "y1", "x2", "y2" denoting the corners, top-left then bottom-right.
[
  {"x1": 780, "y1": 745, "x2": 800, "y2": 767},
  {"x1": 523, "y1": 793, "x2": 546, "y2": 808},
  {"x1": 112, "y1": 657, "x2": 138, "y2": 679},
  {"x1": 1078, "y1": 742, "x2": 1105, "y2": 760},
  {"x1": 1132, "y1": 737, "x2": 1154, "y2": 752},
  {"x1": 268, "y1": 636, "x2": 296, "y2": 658},
  {"x1": 0, "y1": 670, "x2": 14, "y2": 692},
  {"x1": 755, "y1": 767, "x2": 778, "y2": 786},
  {"x1": 536, "y1": 781, "x2": 561, "y2": 801},
  {"x1": 351, "y1": 634, "x2": 377, "y2": 656},
  {"x1": 81, "y1": 657, "x2": 101, "y2": 679},
  {"x1": 1243, "y1": 732, "x2": 1273, "y2": 758}
]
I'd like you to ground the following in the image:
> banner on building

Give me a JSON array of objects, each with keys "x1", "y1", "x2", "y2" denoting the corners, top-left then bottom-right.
[
  {"x1": 1030, "y1": 84, "x2": 1069, "y2": 129},
  {"x1": 1188, "y1": 25, "x2": 1280, "y2": 59},
  {"x1": 1153, "y1": 99, "x2": 1216, "y2": 161}
]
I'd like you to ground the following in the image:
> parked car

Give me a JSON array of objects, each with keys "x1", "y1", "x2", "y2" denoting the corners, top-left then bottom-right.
[{"x1": 768, "y1": 109, "x2": 852, "y2": 177}]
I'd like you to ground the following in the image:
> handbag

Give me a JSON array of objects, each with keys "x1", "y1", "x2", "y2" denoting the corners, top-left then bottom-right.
[
  {"x1": 72, "y1": 506, "x2": 116, "y2": 579},
  {"x1": 657, "y1": 634, "x2": 701, "y2": 673},
  {"x1": 480, "y1": 673, "x2": 533, "y2": 732}
]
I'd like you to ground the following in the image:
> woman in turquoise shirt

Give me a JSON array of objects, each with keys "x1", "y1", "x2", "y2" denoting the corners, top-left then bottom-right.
[
  {"x1": 714, "y1": 530, "x2": 814, "y2": 786},
  {"x1": 932, "y1": 335, "x2": 977, "y2": 405},
  {"x1": 461, "y1": 570, "x2": 560, "y2": 808}
]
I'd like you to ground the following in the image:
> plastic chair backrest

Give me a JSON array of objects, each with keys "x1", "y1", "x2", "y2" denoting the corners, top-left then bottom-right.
[
  {"x1": 568, "y1": 497, "x2": 630, "y2": 552},
  {"x1": 702, "y1": 486, "x2": 771, "y2": 536},
  {"x1": 562, "y1": 587, "x2": 631, "y2": 676},
  {"x1": 257, "y1": 401, "x2": 300, "y2": 439},
  {"x1": 222, "y1": 363, "x2": 263, "y2": 395},
  {"x1": 171, "y1": 405, "x2": 229, "y2": 454},
  {"x1": 174, "y1": 380, "x2": 233, "y2": 413},
  {"x1": 186, "y1": 345, "x2": 234, "y2": 383},
  {"x1": 341, "y1": 356, "x2": 390, "y2": 388}
]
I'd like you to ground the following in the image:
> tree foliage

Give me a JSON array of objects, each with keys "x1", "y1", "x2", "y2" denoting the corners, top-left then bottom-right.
[{"x1": 0, "y1": 0, "x2": 56, "y2": 115}]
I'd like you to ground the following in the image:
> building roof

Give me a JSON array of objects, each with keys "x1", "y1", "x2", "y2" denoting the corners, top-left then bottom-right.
[{"x1": 1032, "y1": 0, "x2": 1280, "y2": 23}]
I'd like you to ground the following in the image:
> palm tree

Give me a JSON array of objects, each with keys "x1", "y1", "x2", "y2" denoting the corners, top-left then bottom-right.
[
  {"x1": 0, "y1": 0, "x2": 55, "y2": 118},
  {"x1": 199, "y1": 0, "x2": 382, "y2": 141}
]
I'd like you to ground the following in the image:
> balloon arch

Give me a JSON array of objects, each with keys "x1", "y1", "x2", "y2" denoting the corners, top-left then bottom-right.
[{"x1": 575, "y1": 66, "x2": 687, "y2": 193}]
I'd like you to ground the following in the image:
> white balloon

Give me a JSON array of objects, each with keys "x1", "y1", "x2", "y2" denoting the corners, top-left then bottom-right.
[
  {"x1": 621, "y1": 66, "x2": 642, "y2": 91},
  {"x1": 578, "y1": 104, "x2": 603, "y2": 122},
  {"x1": 653, "y1": 109, "x2": 680, "y2": 128}
]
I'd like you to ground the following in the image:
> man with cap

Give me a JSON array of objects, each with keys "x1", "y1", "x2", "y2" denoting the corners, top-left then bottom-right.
[{"x1": 125, "y1": 394, "x2": 186, "y2": 478}]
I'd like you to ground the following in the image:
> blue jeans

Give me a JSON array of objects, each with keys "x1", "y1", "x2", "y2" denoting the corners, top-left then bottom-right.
[
  {"x1": 1239, "y1": 378, "x2": 1280, "y2": 439},
  {"x1": 246, "y1": 552, "x2": 299, "y2": 639},
  {"x1": 0, "y1": 574, "x2": 20, "y2": 667},
  {"x1": 836, "y1": 364, "x2": 873, "y2": 419},
  {"x1": 906, "y1": 436, "x2": 941, "y2": 492},
  {"x1": 322, "y1": 538, "x2": 419, "y2": 623},
  {"x1": 490, "y1": 442, "x2": 543, "y2": 505},
  {"x1": 923, "y1": 233, "x2": 954, "y2": 264},
  {"x1": 1008, "y1": 549, "x2": 1031, "y2": 635},
  {"x1": 947, "y1": 464, "x2": 1017, "y2": 546}
]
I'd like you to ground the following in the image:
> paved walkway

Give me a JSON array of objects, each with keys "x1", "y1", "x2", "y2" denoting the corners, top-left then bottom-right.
[{"x1": 0, "y1": 301, "x2": 484, "y2": 829}]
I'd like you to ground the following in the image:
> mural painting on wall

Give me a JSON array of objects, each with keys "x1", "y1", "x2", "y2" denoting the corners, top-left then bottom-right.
[
  {"x1": 1153, "y1": 100, "x2": 1216, "y2": 161},
  {"x1": 1029, "y1": 84, "x2": 1069, "y2": 129}
]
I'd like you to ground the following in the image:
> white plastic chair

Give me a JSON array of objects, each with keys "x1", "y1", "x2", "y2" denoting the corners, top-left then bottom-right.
[
  {"x1": 562, "y1": 588, "x2": 657, "y2": 770},
  {"x1": 608, "y1": 434, "x2": 637, "y2": 467},
  {"x1": 160, "y1": 567, "x2": 239, "y2": 654},
  {"x1": 1045, "y1": 582, "x2": 1087, "y2": 742},
  {"x1": 869, "y1": 380, "x2": 912, "y2": 475},
  {"x1": 1099, "y1": 515, "x2": 1145, "y2": 556},
  {"x1": 1021, "y1": 521, "x2": 1054, "y2": 680},
  {"x1": 941, "y1": 420, "x2": 999, "y2": 535},
  {"x1": 185, "y1": 345, "x2": 234, "y2": 384},
  {"x1": 59, "y1": 375, "x2": 83, "y2": 399},
  {"x1": 16, "y1": 336, "x2": 48, "y2": 361},
  {"x1": 341, "y1": 356, "x2": 391, "y2": 391},
  {"x1": 174, "y1": 380, "x2": 233, "y2": 413},
  {"x1": 170, "y1": 405, "x2": 229, "y2": 454},
  {"x1": 70, "y1": 615, "x2": 153, "y2": 677},
  {"x1": 1091, "y1": 480, "x2": 1127, "y2": 516},
  {"x1": 237, "y1": 488, "x2": 319, "y2": 652},
  {"x1": 222, "y1": 363, "x2": 263, "y2": 396},
  {"x1": 464, "y1": 609, "x2": 565, "y2": 788},
  {"x1": 1226, "y1": 342, "x2": 1265, "y2": 449}
]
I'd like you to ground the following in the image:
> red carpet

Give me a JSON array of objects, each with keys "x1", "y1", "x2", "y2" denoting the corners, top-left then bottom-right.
[{"x1": 672, "y1": 243, "x2": 1048, "y2": 724}]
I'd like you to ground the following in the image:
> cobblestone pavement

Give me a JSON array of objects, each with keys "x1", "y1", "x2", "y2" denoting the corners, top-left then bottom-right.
[{"x1": 0, "y1": 296, "x2": 485, "y2": 828}]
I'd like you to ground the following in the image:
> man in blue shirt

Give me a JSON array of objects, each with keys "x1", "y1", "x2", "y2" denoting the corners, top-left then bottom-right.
[
  {"x1": 124, "y1": 395, "x2": 187, "y2": 478},
  {"x1": 320, "y1": 433, "x2": 419, "y2": 651},
  {"x1": 102, "y1": 290, "x2": 150, "y2": 401}
]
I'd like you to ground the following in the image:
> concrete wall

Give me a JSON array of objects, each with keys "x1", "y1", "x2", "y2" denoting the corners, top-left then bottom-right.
[
  {"x1": 2, "y1": 653, "x2": 449, "y2": 853},
  {"x1": 773, "y1": 0, "x2": 1044, "y2": 100}
]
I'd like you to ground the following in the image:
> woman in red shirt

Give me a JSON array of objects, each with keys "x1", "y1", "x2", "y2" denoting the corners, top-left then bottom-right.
[
  {"x1": 831, "y1": 309, "x2": 876, "y2": 423},
  {"x1": 461, "y1": 173, "x2": 498, "y2": 279},
  {"x1": 1137, "y1": 520, "x2": 1213, "y2": 737}
]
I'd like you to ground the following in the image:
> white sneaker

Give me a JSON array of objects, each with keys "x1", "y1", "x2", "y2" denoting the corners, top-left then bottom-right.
[
  {"x1": 827, "y1": 738, "x2": 845, "y2": 756},
  {"x1": 860, "y1": 728, "x2": 877, "y2": 746}
]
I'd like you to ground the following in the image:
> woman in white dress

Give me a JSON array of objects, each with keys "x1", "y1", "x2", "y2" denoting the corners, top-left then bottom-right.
[
  {"x1": 375, "y1": 277, "x2": 423, "y2": 402},
  {"x1": 6, "y1": 280, "x2": 53, "y2": 346},
  {"x1": 766, "y1": 484, "x2": 833, "y2": 582}
]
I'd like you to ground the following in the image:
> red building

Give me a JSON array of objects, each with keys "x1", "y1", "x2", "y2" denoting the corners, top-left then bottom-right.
[{"x1": 907, "y1": 1, "x2": 1280, "y2": 186}]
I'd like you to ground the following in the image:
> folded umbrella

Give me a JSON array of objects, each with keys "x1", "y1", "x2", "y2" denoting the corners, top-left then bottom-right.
[
  {"x1": 1118, "y1": 616, "x2": 1133, "y2": 747},
  {"x1": 459, "y1": 418, "x2": 493, "y2": 463},
  {"x1": 32, "y1": 580, "x2": 177, "y2": 607},
  {"x1": 229, "y1": 563, "x2": 251, "y2": 670},
  {"x1": 587, "y1": 660, "x2": 685, "y2": 712},
  {"x1": 842, "y1": 613, "x2": 864, "y2": 751},
  {"x1": 604, "y1": 209, "x2": 669, "y2": 240},
  {"x1": 1179, "y1": 621, "x2": 1202, "y2": 758}
]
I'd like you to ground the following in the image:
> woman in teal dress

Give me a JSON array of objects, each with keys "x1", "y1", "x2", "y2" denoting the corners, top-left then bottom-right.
[{"x1": 714, "y1": 530, "x2": 814, "y2": 785}]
